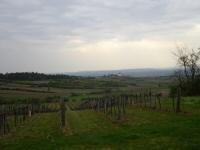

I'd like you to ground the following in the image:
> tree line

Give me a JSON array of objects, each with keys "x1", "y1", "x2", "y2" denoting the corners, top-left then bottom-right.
[{"x1": 0, "y1": 72, "x2": 77, "y2": 81}]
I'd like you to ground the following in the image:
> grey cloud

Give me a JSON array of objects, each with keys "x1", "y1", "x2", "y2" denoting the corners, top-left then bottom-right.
[{"x1": 0, "y1": 0, "x2": 200, "y2": 72}]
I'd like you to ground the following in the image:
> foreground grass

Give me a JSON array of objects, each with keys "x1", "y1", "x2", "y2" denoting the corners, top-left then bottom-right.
[{"x1": 0, "y1": 98, "x2": 200, "y2": 150}]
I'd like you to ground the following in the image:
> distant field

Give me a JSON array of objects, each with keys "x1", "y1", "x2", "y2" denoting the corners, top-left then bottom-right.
[{"x1": 0, "y1": 76, "x2": 173, "y2": 103}]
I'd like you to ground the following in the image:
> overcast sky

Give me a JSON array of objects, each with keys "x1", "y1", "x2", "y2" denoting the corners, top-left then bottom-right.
[{"x1": 0, "y1": 0, "x2": 200, "y2": 73}]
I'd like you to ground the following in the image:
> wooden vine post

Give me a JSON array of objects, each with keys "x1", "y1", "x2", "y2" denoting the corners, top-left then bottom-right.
[
  {"x1": 176, "y1": 87, "x2": 181, "y2": 113},
  {"x1": 149, "y1": 89, "x2": 152, "y2": 108},
  {"x1": 60, "y1": 97, "x2": 67, "y2": 127}
]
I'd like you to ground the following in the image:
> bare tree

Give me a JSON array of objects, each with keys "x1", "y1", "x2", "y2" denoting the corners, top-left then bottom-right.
[
  {"x1": 174, "y1": 46, "x2": 190, "y2": 81},
  {"x1": 173, "y1": 45, "x2": 200, "y2": 83},
  {"x1": 188, "y1": 49, "x2": 200, "y2": 80},
  {"x1": 172, "y1": 45, "x2": 200, "y2": 111}
]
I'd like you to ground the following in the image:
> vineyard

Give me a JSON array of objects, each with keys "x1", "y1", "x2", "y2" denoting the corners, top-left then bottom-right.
[
  {"x1": 0, "y1": 76, "x2": 199, "y2": 150},
  {"x1": 0, "y1": 103, "x2": 60, "y2": 136}
]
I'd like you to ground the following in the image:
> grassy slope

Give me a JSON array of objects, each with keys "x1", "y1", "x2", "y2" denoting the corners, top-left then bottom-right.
[{"x1": 0, "y1": 98, "x2": 200, "y2": 150}]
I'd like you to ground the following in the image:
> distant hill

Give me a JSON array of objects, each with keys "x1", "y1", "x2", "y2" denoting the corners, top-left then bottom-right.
[
  {"x1": 0, "y1": 68, "x2": 176, "y2": 80},
  {"x1": 66, "y1": 68, "x2": 176, "y2": 77},
  {"x1": 66, "y1": 68, "x2": 175, "y2": 77}
]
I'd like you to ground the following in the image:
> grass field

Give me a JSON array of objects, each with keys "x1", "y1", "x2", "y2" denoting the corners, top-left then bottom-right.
[
  {"x1": 0, "y1": 97, "x2": 199, "y2": 150},
  {"x1": 0, "y1": 77, "x2": 199, "y2": 150}
]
